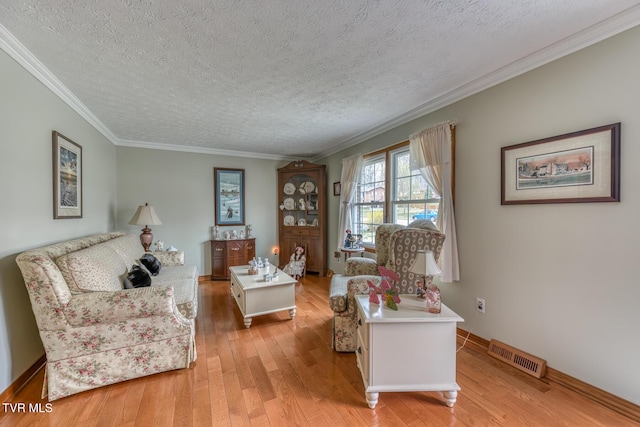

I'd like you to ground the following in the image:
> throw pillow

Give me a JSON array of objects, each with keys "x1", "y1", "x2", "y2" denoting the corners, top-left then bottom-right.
[
  {"x1": 139, "y1": 253, "x2": 162, "y2": 276},
  {"x1": 124, "y1": 265, "x2": 151, "y2": 289}
]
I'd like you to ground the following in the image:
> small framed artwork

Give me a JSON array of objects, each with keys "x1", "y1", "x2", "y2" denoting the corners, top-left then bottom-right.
[
  {"x1": 53, "y1": 131, "x2": 82, "y2": 218},
  {"x1": 501, "y1": 123, "x2": 620, "y2": 205},
  {"x1": 214, "y1": 168, "x2": 245, "y2": 225},
  {"x1": 333, "y1": 181, "x2": 341, "y2": 196}
]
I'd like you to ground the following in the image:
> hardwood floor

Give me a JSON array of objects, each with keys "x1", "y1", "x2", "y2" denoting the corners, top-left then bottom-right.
[{"x1": 1, "y1": 275, "x2": 637, "y2": 426}]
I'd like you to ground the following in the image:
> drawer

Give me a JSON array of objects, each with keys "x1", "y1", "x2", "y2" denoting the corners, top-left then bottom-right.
[
  {"x1": 357, "y1": 305, "x2": 369, "y2": 350},
  {"x1": 230, "y1": 280, "x2": 245, "y2": 312},
  {"x1": 211, "y1": 241, "x2": 226, "y2": 258},
  {"x1": 356, "y1": 333, "x2": 370, "y2": 383}
]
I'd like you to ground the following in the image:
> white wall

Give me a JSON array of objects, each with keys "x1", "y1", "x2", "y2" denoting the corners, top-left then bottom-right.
[
  {"x1": 322, "y1": 26, "x2": 640, "y2": 405},
  {"x1": 115, "y1": 147, "x2": 284, "y2": 274},
  {"x1": 0, "y1": 50, "x2": 117, "y2": 393}
]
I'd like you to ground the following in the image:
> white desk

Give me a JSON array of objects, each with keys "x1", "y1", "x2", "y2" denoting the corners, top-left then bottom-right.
[
  {"x1": 229, "y1": 265, "x2": 297, "y2": 328},
  {"x1": 355, "y1": 294, "x2": 464, "y2": 409}
]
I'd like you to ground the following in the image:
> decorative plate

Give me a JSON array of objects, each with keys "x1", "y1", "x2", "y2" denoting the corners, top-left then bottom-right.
[
  {"x1": 304, "y1": 181, "x2": 315, "y2": 193},
  {"x1": 298, "y1": 218, "x2": 306, "y2": 226},
  {"x1": 284, "y1": 215, "x2": 295, "y2": 226},
  {"x1": 283, "y1": 197, "x2": 295, "y2": 210},
  {"x1": 283, "y1": 183, "x2": 296, "y2": 195}
]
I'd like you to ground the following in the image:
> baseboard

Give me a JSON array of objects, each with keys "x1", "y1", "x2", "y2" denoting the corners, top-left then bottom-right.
[
  {"x1": 0, "y1": 354, "x2": 46, "y2": 402},
  {"x1": 198, "y1": 275, "x2": 212, "y2": 282},
  {"x1": 456, "y1": 328, "x2": 640, "y2": 423}
]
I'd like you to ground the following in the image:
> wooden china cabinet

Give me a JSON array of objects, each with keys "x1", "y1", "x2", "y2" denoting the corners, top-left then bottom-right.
[{"x1": 277, "y1": 160, "x2": 327, "y2": 276}]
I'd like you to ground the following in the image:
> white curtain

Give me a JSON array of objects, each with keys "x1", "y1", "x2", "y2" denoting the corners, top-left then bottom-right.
[
  {"x1": 409, "y1": 122, "x2": 460, "y2": 282},
  {"x1": 336, "y1": 154, "x2": 363, "y2": 253}
]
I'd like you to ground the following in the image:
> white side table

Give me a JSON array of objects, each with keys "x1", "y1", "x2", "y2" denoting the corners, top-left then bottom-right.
[
  {"x1": 355, "y1": 294, "x2": 464, "y2": 409},
  {"x1": 340, "y1": 246, "x2": 364, "y2": 261}
]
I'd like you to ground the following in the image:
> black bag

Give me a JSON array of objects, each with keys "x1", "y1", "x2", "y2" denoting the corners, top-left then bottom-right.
[
  {"x1": 139, "y1": 253, "x2": 162, "y2": 276},
  {"x1": 124, "y1": 265, "x2": 151, "y2": 289}
]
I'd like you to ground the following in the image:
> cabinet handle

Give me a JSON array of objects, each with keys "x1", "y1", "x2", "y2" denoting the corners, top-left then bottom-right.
[
  {"x1": 357, "y1": 319, "x2": 362, "y2": 326},
  {"x1": 247, "y1": 245, "x2": 253, "y2": 249},
  {"x1": 215, "y1": 248, "x2": 224, "y2": 252},
  {"x1": 357, "y1": 347, "x2": 362, "y2": 354},
  {"x1": 236, "y1": 294, "x2": 240, "y2": 298},
  {"x1": 231, "y1": 247, "x2": 240, "y2": 251}
]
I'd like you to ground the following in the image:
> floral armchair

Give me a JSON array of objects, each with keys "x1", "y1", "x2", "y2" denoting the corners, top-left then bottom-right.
[{"x1": 329, "y1": 221, "x2": 445, "y2": 351}]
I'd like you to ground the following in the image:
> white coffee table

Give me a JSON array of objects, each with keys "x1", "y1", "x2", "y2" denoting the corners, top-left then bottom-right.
[{"x1": 229, "y1": 265, "x2": 297, "y2": 328}]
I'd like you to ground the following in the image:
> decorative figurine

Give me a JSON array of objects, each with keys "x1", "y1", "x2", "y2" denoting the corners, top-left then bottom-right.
[
  {"x1": 367, "y1": 279, "x2": 380, "y2": 304},
  {"x1": 214, "y1": 225, "x2": 221, "y2": 240},
  {"x1": 378, "y1": 266, "x2": 401, "y2": 310},
  {"x1": 283, "y1": 245, "x2": 306, "y2": 280},
  {"x1": 344, "y1": 229, "x2": 352, "y2": 248},
  {"x1": 246, "y1": 224, "x2": 253, "y2": 238}
]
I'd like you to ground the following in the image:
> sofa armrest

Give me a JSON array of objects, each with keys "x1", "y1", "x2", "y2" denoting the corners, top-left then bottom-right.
[
  {"x1": 64, "y1": 286, "x2": 178, "y2": 327},
  {"x1": 345, "y1": 257, "x2": 378, "y2": 276},
  {"x1": 151, "y1": 251, "x2": 185, "y2": 267},
  {"x1": 329, "y1": 274, "x2": 381, "y2": 313}
]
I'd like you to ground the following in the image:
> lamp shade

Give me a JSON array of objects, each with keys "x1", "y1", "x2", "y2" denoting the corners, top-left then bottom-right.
[
  {"x1": 128, "y1": 203, "x2": 162, "y2": 226},
  {"x1": 409, "y1": 250, "x2": 442, "y2": 277}
]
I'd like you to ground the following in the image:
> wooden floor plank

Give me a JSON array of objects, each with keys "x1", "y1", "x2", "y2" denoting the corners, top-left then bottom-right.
[{"x1": 2, "y1": 275, "x2": 638, "y2": 426}]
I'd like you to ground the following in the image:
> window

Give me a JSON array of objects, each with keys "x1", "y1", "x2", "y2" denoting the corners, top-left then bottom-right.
[
  {"x1": 353, "y1": 154, "x2": 385, "y2": 244},
  {"x1": 352, "y1": 143, "x2": 440, "y2": 247}
]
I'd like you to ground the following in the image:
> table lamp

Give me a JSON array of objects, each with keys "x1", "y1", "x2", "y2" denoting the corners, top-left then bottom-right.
[
  {"x1": 128, "y1": 203, "x2": 162, "y2": 252},
  {"x1": 410, "y1": 250, "x2": 443, "y2": 313}
]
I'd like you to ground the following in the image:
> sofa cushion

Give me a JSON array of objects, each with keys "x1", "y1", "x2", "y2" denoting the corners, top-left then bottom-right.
[
  {"x1": 124, "y1": 266, "x2": 152, "y2": 289},
  {"x1": 56, "y1": 245, "x2": 127, "y2": 293},
  {"x1": 151, "y1": 251, "x2": 184, "y2": 266},
  {"x1": 103, "y1": 234, "x2": 143, "y2": 267},
  {"x1": 140, "y1": 254, "x2": 162, "y2": 276},
  {"x1": 151, "y1": 265, "x2": 198, "y2": 319}
]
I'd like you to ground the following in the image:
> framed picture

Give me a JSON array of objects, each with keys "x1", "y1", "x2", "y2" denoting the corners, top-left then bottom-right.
[
  {"x1": 53, "y1": 131, "x2": 82, "y2": 218},
  {"x1": 214, "y1": 168, "x2": 245, "y2": 225},
  {"x1": 333, "y1": 181, "x2": 341, "y2": 196},
  {"x1": 501, "y1": 123, "x2": 620, "y2": 205}
]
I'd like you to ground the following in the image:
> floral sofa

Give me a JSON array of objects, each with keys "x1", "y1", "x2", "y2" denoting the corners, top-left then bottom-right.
[
  {"x1": 15, "y1": 232, "x2": 198, "y2": 400},
  {"x1": 329, "y1": 221, "x2": 445, "y2": 352}
]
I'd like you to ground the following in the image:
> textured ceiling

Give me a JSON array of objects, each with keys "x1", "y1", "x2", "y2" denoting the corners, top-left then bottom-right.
[{"x1": 1, "y1": 1, "x2": 640, "y2": 159}]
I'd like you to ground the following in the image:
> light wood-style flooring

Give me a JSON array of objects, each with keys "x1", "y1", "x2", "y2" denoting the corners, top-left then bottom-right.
[{"x1": 1, "y1": 274, "x2": 637, "y2": 426}]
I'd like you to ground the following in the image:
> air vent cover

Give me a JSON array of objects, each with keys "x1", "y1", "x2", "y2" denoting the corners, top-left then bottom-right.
[{"x1": 487, "y1": 339, "x2": 547, "y2": 378}]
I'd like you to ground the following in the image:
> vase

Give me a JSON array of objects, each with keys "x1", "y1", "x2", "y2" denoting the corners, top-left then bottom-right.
[{"x1": 425, "y1": 284, "x2": 441, "y2": 314}]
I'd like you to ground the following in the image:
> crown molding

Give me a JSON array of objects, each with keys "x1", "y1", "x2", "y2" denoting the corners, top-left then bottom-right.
[
  {"x1": 117, "y1": 139, "x2": 301, "y2": 161},
  {"x1": 0, "y1": 23, "x2": 120, "y2": 145},
  {"x1": 3, "y1": 4, "x2": 640, "y2": 162},
  {"x1": 315, "y1": 5, "x2": 640, "y2": 160}
]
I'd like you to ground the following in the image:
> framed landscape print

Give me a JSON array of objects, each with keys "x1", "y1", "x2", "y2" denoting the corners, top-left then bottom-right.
[
  {"x1": 501, "y1": 123, "x2": 620, "y2": 205},
  {"x1": 214, "y1": 168, "x2": 245, "y2": 225},
  {"x1": 53, "y1": 131, "x2": 83, "y2": 218}
]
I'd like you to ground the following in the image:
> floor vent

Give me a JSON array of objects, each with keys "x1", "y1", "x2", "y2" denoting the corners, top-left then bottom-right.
[{"x1": 487, "y1": 339, "x2": 547, "y2": 379}]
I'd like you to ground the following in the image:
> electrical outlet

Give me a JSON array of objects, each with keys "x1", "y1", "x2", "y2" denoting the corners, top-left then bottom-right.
[{"x1": 476, "y1": 298, "x2": 486, "y2": 313}]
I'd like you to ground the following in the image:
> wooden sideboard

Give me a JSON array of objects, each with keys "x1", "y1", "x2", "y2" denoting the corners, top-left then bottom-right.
[{"x1": 210, "y1": 238, "x2": 256, "y2": 280}]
